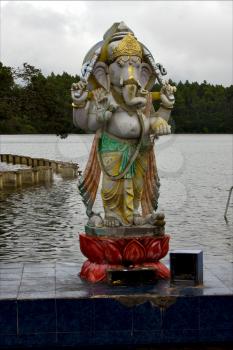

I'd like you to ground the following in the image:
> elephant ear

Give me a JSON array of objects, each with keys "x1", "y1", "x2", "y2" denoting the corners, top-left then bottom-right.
[
  {"x1": 140, "y1": 63, "x2": 156, "y2": 90},
  {"x1": 92, "y1": 62, "x2": 110, "y2": 91}
]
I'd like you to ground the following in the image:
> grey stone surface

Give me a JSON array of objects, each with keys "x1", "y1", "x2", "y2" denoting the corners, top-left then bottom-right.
[{"x1": 85, "y1": 224, "x2": 165, "y2": 237}]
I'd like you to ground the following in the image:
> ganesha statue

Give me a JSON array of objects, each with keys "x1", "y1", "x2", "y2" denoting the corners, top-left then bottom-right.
[{"x1": 71, "y1": 22, "x2": 176, "y2": 283}]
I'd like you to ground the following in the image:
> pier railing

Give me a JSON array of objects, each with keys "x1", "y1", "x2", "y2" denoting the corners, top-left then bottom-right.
[
  {"x1": 224, "y1": 185, "x2": 233, "y2": 222},
  {"x1": 0, "y1": 154, "x2": 80, "y2": 190}
]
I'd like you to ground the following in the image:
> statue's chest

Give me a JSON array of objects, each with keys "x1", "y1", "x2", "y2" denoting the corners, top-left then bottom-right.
[{"x1": 107, "y1": 110, "x2": 150, "y2": 139}]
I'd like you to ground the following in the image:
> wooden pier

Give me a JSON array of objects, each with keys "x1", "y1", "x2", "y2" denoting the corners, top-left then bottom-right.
[{"x1": 0, "y1": 154, "x2": 80, "y2": 190}]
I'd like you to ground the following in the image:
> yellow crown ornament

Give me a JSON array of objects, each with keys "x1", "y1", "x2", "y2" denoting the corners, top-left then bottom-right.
[{"x1": 111, "y1": 33, "x2": 143, "y2": 61}]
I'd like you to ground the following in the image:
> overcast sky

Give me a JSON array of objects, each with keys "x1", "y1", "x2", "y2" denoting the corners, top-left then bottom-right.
[{"x1": 0, "y1": 1, "x2": 232, "y2": 86}]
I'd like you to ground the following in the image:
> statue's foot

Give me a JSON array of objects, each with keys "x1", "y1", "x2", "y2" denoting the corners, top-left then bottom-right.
[
  {"x1": 87, "y1": 214, "x2": 104, "y2": 228},
  {"x1": 133, "y1": 214, "x2": 146, "y2": 226},
  {"x1": 146, "y1": 212, "x2": 165, "y2": 226},
  {"x1": 104, "y1": 216, "x2": 121, "y2": 227}
]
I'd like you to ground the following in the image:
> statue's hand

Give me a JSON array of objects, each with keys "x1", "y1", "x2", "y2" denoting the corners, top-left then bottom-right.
[
  {"x1": 151, "y1": 116, "x2": 171, "y2": 136},
  {"x1": 93, "y1": 88, "x2": 117, "y2": 123},
  {"x1": 160, "y1": 82, "x2": 176, "y2": 109},
  {"x1": 71, "y1": 81, "x2": 88, "y2": 105}
]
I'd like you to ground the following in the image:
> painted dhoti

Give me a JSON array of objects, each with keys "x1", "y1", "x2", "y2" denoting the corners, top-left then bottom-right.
[
  {"x1": 78, "y1": 130, "x2": 160, "y2": 226},
  {"x1": 98, "y1": 132, "x2": 149, "y2": 225}
]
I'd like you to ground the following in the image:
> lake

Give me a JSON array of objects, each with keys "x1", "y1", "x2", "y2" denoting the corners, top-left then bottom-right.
[{"x1": 0, "y1": 134, "x2": 232, "y2": 264}]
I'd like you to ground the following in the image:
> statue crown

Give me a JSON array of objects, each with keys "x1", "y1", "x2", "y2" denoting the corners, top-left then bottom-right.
[{"x1": 111, "y1": 33, "x2": 142, "y2": 61}]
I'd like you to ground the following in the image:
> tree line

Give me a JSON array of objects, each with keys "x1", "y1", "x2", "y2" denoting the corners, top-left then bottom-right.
[{"x1": 0, "y1": 62, "x2": 232, "y2": 135}]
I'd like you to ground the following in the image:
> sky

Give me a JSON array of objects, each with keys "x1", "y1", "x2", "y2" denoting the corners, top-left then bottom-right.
[{"x1": 0, "y1": 0, "x2": 232, "y2": 86}]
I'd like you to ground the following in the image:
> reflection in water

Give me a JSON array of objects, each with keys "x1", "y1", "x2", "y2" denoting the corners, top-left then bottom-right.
[{"x1": 0, "y1": 134, "x2": 232, "y2": 263}]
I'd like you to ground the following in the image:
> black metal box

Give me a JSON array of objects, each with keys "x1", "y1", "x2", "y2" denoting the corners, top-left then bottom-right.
[
  {"x1": 170, "y1": 250, "x2": 203, "y2": 285},
  {"x1": 107, "y1": 267, "x2": 155, "y2": 285}
]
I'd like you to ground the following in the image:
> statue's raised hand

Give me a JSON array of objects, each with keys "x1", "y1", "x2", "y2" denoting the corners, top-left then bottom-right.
[
  {"x1": 93, "y1": 88, "x2": 117, "y2": 124},
  {"x1": 151, "y1": 116, "x2": 171, "y2": 136},
  {"x1": 71, "y1": 81, "x2": 88, "y2": 105},
  {"x1": 160, "y1": 82, "x2": 176, "y2": 109}
]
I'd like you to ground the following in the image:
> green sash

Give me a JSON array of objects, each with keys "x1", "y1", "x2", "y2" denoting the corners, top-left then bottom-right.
[{"x1": 99, "y1": 133, "x2": 136, "y2": 178}]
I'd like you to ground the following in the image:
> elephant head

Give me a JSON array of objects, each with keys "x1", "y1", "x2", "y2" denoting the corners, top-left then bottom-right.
[{"x1": 92, "y1": 33, "x2": 155, "y2": 108}]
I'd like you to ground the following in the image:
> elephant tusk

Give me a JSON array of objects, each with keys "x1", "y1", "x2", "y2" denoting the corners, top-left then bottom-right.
[
  {"x1": 137, "y1": 80, "x2": 142, "y2": 88},
  {"x1": 120, "y1": 75, "x2": 124, "y2": 87}
]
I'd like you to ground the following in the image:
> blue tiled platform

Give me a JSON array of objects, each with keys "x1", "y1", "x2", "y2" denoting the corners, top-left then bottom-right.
[{"x1": 0, "y1": 260, "x2": 232, "y2": 348}]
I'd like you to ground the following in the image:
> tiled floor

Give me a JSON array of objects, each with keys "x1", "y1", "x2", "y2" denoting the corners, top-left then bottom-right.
[
  {"x1": 0, "y1": 259, "x2": 232, "y2": 300},
  {"x1": 0, "y1": 260, "x2": 232, "y2": 348}
]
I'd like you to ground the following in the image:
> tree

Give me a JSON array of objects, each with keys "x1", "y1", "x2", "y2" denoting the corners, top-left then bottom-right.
[{"x1": 0, "y1": 62, "x2": 232, "y2": 134}]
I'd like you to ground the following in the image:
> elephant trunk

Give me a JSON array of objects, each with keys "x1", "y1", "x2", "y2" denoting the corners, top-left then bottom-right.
[{"x1": 122, "y1": 83, "x2": 147, "y2": 108}]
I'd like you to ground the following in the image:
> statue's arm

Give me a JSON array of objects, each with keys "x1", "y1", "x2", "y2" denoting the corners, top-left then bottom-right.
[
  {"x1": 72, "y1": 83, "x2": 117, "y2": 133},
  {"x1": 150, "y1": 83, "x2": 176, "y2": 135},
  {"x1": 71, "y1": 82, "x2": 103, "y2": 133},
  {"x1": 72, "y1": 101, "x2": 87, "y2": 131},
  {"x1": 73, "y1": 101, "x2": 104, "y2": 132},
  {"x1": 71, "y1": 82, "x2": 89, "y2": 131},
  {"x1": 86, "y1": 101, "x2": 103, "y2": 132},
  {"x1": 150, "y1": 107, "x2": 171, "y2": 136}
]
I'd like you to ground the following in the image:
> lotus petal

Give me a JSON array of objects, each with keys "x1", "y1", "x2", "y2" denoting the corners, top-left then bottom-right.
[
  {"x1": 87, "y1": 262, "x2": 107, "y2": 283},
  {"x1": 79, "y1": 234, "x2": 105, "y2": 263},
  {"x1": 160, "y1": 235, "x2": 170, "y2": 259},
  {"x1": 103, "y1": 240, "x2": 122, "y2": 264},
  {"x1": 123, "y1": 240, "x2": 146, "y2": 264},
  {"x1": 80, "y1": 260, "x2": 91, "y2": 279},
  {"x1": 146, "y1": 240, "x2": 162, "y2": 261},
  {"x1": 140, "y1": 237, "x2": 153, "y2": 248},
  {"x1": 143, "y1": 261, "x2": 170, "y2": 279}
]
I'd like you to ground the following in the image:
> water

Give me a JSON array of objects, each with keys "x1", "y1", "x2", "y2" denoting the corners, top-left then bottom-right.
[{"x1": 0, "y1": 134, "x2": 232, "y2": 264}]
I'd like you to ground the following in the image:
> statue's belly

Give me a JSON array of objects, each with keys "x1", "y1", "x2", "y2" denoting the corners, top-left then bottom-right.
[{"x1": 107, "y1": 111, "x2": 150, "y2": 139}]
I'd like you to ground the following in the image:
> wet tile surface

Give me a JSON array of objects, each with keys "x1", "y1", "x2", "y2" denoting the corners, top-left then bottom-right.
[
  {"x1": 94, "y1": 298, "x2": 133, "y2": 331},
  {"x1": 0, "y1": 300, "x2": 17, "y2": 334},
  {"x1": 56, "y1": 332, "x2": 93, "y2": 347},
  {"x1": 133, "y1": 300, "x2": 161, "y2": 331},
  {"x1": 199, "y1": 295, "x2": 233, "y2": 330},
  {"x1": 0, "y1": 260, "x2": 232, "y2": 347},
  {"x1": 163, "y1": 297, "x2": 199, "y2": 330},
  {"x1": 57, "y1": 299, "x2": 93, "y2": 332},
  {"x1": 0, "y1": 260, "x2": 231, "y2": 299},
  {"x1": 162, "y1": 329, "x2": 199, "y2": 344},
  {"x1": 18, "y1": 299, "x2": 56, "y2": 334}
]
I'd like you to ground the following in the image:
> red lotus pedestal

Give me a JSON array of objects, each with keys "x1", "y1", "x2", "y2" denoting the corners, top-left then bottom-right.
[{"x1": 79, "y1": 233, "x2": 170, "y2": 283}]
